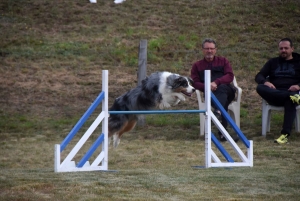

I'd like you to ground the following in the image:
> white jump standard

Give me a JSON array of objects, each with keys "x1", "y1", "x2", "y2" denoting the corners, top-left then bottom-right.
[
  {"x1": 204, "y1": 70, "x2": 253, "y2": 167},
  {"x1": 54, "y1": 71, "x2": 109, "y2": 172},
  {"x1": 54, "y1": 70, "x2": 253, "y2": 172}
]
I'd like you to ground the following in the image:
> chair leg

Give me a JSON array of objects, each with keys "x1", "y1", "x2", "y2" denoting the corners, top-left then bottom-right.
[
  {"x1": 229, "y1": 110, "x2": 234, "y2": 122},
  {"x1": 295, "y1": 111, "x2": 300, "y2": 133},
  {"x1": 228, "y1": 108, "x2": 240, "y2": 128},
  {"x1": 267, "y1": 110, "x2": 271, "y2": 132},
  {"x1": 262, "y1": 109, "x2": 269, "y2": 136},
  {"x1": 232, "y1": 109, "x2": 240, "y2": 128},
  {"x1": 235, "y1": 111, "x2": 240, "y2": 128},
  {"x1": 200, "y1": 113, "x2": 205, "y2": 136}
]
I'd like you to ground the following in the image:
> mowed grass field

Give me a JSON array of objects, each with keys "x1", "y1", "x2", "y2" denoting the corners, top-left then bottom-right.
[{"x1": 1, "y1": 0, "x2": 300, "y2": 200}]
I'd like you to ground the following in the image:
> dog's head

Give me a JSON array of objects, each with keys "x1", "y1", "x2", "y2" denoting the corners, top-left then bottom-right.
[{"x1": 170, "y1": 75, "x2": 195, "y2": 97}]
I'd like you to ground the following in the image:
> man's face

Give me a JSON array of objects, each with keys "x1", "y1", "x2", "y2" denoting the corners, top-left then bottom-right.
[
  {"x1": 279, "y1": 41, "x2": 294, "y2": 60},
  {"x1": 202, "y1": 42, "x2": 217, "y2": 61}
]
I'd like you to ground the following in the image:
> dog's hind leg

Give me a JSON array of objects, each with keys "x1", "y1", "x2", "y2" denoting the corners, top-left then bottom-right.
[
  {"x1": 113, "y1": 134, "x2": 120, "y2": 148},
  {"x1": 108, "y1": 118, "x2": 123, "y2": 147},
  {"x1": 113, "y1": 119, "x2": 137, "y2": 148},
  {"x1": 108, "y1": 129, "x2": 115, "y2": 146}
]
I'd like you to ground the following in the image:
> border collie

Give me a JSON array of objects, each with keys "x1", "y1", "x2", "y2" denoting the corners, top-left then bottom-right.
[{"x1": 108, "y1": 71, "x2": 195, "y2": 148}]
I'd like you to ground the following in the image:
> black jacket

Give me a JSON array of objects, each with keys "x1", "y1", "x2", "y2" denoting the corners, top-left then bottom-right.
[{"x1": 255, "y1": 52, "x2": 300, "y2": 89}]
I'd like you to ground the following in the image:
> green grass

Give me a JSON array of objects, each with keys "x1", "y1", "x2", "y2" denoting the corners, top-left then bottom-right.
[{"x1": 1, "y1": 0, "x2": 300, "y2": 200}]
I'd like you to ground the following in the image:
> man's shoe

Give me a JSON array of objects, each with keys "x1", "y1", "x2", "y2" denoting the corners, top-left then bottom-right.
[
  {"x1": 290, "y1": 94, "x2": 300, "y2": 104},
  {"x1": 274, "y1": 134, "x2": 289, "y2": 144}
]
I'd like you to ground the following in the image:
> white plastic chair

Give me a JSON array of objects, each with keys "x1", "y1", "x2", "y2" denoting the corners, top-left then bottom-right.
[
  {"x1": 196, "y1": 77, "x2": 242, "y2": 136},
  {"x1": 261, "y1": 99, "x2": 300, "y2": 136}
]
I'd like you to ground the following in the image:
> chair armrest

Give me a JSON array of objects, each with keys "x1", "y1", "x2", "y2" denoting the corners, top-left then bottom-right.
[
  {"x1": 196, "y1": 89, "x2": 205, "y2": 110},
  {"x1": 197, "y1": 76, "x2": 242, "y2": 105},
  {"x1": 235, "y1": 86, "x2": 242, "y2": 104},
  {"x1": 196, "y1": 90, "x2": 204, "y2": 106},
  {"x1": 233, "y1": 77, "x2": 242, "y2": 104}
]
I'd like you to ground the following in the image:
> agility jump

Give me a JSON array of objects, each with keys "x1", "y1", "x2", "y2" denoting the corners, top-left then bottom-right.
[{"x1": 54, "y1": 70, "x2": 253, "y2": 172}]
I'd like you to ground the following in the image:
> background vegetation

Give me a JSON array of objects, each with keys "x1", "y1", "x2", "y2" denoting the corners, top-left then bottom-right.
[{"x1": 1, "y1": 0, "x2": 300, "y2": 200}]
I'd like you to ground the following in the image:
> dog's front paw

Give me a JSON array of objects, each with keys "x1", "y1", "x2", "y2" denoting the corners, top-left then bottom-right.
[
  {"x1": 171, "y1": 98, "x2": 181, "y2": 106},
  {"x1": 176, "y1": 95, "x2": 186, "y2": 101},
  {"x1": 159, "y1": 101, "x2": 171, "y2": 109}
]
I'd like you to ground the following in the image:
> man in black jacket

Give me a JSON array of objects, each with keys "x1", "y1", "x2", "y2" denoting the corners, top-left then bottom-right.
[{"x1": 255, "y1": 38, "x2": 300, "y2": 144}]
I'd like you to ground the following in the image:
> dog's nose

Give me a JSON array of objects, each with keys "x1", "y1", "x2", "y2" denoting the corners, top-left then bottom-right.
[{"x1": 192, "y1": 88, "x2": 196, "y2": 92}]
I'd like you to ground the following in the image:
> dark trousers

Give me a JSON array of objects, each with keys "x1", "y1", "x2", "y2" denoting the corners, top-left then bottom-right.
[
  {"x1": 256, "y1": 84, "x2": 298, "y2": 135},
  {"x1": 212, "y1": 84, "x2": 236, "y2": 130}
]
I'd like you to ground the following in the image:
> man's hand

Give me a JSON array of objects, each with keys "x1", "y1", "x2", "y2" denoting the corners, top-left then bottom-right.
[
  {"x1": 211, "y1": 82, "x2": 217, "y2": 91},
  {"x1": 288, "y1": 85, "x2": 300, "y2": 91},
  {"x1": 264, "y1": 81, "x2": 276, "y2": 89}
]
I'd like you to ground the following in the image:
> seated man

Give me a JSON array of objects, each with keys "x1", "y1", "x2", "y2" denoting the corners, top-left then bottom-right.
[
  {"x1": 255, "y1": 38, "x2": 300, "y2": 144},
  {"x1": 191, "y1": 38, "x2": 238, "y2": 142}
]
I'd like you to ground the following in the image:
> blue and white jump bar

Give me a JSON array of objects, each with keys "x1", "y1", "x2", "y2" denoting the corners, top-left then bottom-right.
[
  {"x1": 54, "y1": 70, "x2": 253, "y2": 172},
  {"x1": 109, "y1": 110, "x2": 206, "y2": 114}
]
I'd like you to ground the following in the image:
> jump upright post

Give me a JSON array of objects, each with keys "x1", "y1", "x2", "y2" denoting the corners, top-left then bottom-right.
[
  {"x1": 54, "y1": 70, "x2": 109, "y2": 172},
  {"x1": 54, "y1": 70, "x2": 253, "y2": 172},
  {"x1": 204, "y1": 70, "x2": 253, "y2": 168}
]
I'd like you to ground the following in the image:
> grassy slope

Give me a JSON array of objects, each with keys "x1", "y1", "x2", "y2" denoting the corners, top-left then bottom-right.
[{"x1": 1, "y1": 0, "x2": 300, "y2": 200}]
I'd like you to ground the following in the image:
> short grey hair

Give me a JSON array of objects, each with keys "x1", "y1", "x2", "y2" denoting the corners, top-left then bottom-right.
[{"x1": 202, "y1": 38, "x2": 217, "y2": 48}]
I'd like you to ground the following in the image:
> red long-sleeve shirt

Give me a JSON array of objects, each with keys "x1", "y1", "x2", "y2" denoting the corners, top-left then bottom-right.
[{"x1": 190, "y1": 56, "x2": 234, "y2": 92}]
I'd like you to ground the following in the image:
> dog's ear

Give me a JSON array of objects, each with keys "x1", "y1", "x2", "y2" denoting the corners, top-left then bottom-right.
[
  {"x1": 141, "y1": 76, "x2": 149, "y2": 86},
  {"x1": 173, "y1": 76, "x2": 186, "y2": 88},
  {"x1": 187, "y1": 77, "x2": 194, "y2": 85}
]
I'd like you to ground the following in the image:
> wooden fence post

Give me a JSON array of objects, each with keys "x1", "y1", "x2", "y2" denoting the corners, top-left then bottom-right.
[{"x1": 137, "y1": 39, "x2": 147, "y2": 126}]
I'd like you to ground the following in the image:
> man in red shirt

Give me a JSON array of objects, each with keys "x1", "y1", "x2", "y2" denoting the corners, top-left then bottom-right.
[{"x1": 191, "y1": 38, "x2": 237, "y2": 142}]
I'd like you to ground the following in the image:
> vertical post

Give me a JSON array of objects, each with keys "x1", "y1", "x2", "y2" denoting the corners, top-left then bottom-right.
[
  {"x1": 54, "y1": 144, "x2": 60, "y2": 172},
  {"x1": 137, "y1": 39, "x2": 147, "y2": 126},
  {"x1": 204, "y1": 70, "x2": 212, "y2": 168},
  {"x1": 102, "y1": 70, "x2": 109, "y2": 170}
]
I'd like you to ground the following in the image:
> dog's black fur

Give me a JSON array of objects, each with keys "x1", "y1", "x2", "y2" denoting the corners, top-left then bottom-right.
[{"x1": 108, "y1": 71, "x2": 195, "y2": 147}]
